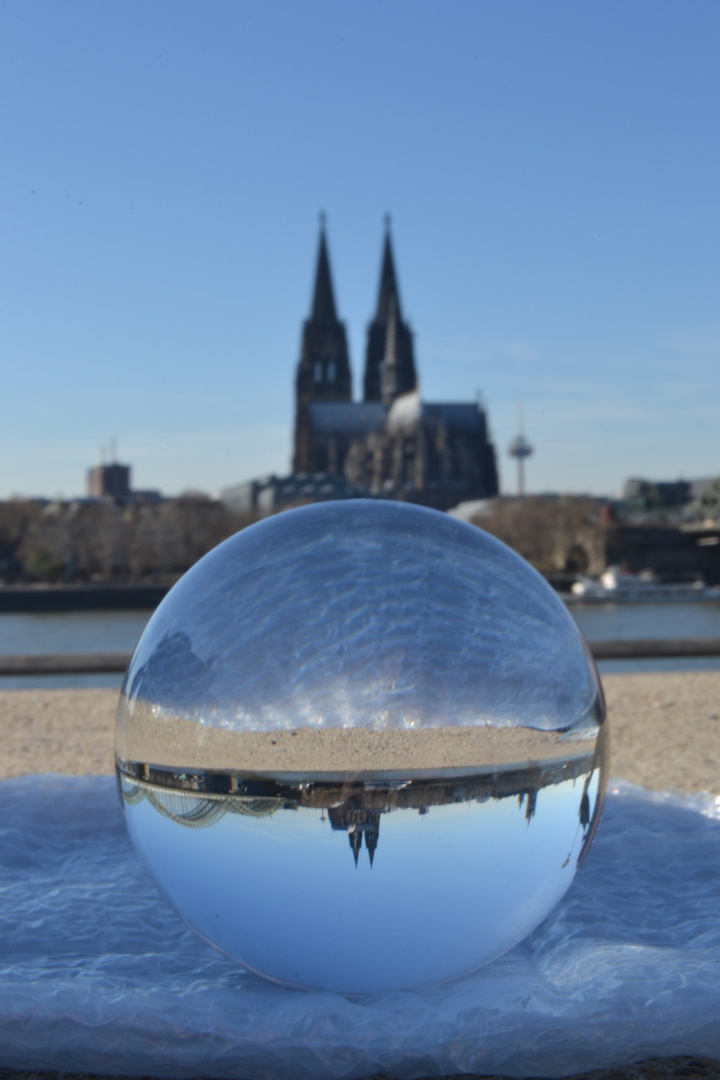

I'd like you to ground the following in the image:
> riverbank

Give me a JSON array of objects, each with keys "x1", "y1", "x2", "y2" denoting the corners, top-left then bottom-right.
[
  {"x1": 1, "y1": 671, "x2": 718, "y2": 793},
  {"x1": 0, "y1": 584, "x2": 169, "y2": 613}
]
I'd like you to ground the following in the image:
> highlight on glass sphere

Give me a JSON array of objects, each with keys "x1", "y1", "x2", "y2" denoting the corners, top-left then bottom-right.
[{"x1": 116, "y1": 499, "x2": 608, "y2": 994}]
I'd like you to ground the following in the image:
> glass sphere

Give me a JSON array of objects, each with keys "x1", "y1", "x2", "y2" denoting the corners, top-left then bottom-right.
[{"x1": 117, "y1": 500, "x2": 607, "y2": 993}]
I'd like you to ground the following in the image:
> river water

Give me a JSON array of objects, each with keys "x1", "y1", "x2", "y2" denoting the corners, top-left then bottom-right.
[
  {"x1": 572, "y1": 600, "x2": 720, "y2": 676},
  {"x1": 1, "y1": 601, "x2": 719, "y2": 688}
]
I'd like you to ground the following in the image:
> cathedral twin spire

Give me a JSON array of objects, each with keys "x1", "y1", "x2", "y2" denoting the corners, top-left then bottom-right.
[
  {"x1": 305, "y1": 217, "x2": 418, "y2": 407},
  {"x1": 293, "y1": 217, "x2": 500, "y2": 502}
]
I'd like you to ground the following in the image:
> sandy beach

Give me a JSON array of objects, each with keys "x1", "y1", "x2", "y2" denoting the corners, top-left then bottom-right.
[{"x1": 1, "y1": 671, "x2": 718, "y2": 793}]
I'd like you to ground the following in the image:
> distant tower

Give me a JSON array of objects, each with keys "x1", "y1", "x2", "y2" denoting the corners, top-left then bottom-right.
[
  {"x1": 363, "y1": 217, "x2": 417, "y2": 403},
  {"x1": 293, "y1": 216, "x2": 352, "y2": 472},
  {"x1": 508, "y1": 402, "x2": 534, "y2": 496},
  {"x1": 87, "y1": 439, "x2": 131, "y2": 501}
]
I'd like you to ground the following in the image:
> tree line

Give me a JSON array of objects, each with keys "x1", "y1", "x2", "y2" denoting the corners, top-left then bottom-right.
[
  {"x1": 0, "y1": 497, "x2": 262, "y2": 583},
  {"x1": 0, "y1": 494, "x2": 606, "y2": 584}
]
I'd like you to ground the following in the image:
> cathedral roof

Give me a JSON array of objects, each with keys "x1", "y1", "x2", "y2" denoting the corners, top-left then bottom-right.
[
  {"x1": 422, "y1": 403, "x2": 485, "y2": 433},
  {"x1": 309, "y1": 397, "x2": 485, "y2": 437},
  {"x1": 388, "y1": 396, "x2": 485, "y2": 434},
  {"x1": 308, "y1": 401, "x2": 387, "y2": 435}
]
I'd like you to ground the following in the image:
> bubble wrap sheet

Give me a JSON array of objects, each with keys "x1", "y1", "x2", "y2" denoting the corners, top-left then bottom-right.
[{"x1": 0, "y1": 775, "x2": 719, "y2": 1079}]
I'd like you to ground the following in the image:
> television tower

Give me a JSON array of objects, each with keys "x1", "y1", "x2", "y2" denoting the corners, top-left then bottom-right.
[{"x1": 508, "y1": 402, "x2": 534, "y2": 496}]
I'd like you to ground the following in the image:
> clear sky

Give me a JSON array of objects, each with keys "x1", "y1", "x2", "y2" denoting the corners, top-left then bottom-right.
[{"x1": 1, "y1": 1, "x2": 719, "y2": 499}]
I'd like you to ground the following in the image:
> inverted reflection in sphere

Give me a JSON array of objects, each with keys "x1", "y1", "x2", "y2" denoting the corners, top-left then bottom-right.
[{"x1": 117, "y1": 500, "x2": 608, "y2": 993}]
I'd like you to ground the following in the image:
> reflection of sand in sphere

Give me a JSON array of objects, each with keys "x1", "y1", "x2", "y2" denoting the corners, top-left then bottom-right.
[{"x1": 117, "y1": 696, "x2": 601, "y2": 777}]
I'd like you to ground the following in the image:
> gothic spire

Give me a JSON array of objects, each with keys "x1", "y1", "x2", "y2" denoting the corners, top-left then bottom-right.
[
  {"x1": 365, "y1": 824, "x2": 379, "y2": 867},
  {"x1": 310, "y1": 218, "x2": 337, "y2": 323},
  {"x1": 293, "y1": 217, "x2": 352, "y2": 473},
  {"x1": 349, "y1": 827, "x2": 362, "y2": 867},
  {"x1": 363, "y1": 220, "x2": 417, "y2": 402},
  {"x1": 374, "y1": 221, "x2": 402, "y2": 324}
]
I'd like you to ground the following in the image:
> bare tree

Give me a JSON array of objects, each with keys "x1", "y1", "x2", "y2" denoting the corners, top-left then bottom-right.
[{"x1": 472, "y1": 497, "x2": 606, "y2": 575}]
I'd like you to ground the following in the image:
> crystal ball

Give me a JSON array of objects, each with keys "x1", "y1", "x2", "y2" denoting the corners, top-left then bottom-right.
[{"x1": 117, "y1": 500, "x2": 607, "y2": 993}]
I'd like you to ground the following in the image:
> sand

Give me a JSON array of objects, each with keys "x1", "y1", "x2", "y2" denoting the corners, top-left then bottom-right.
[
  {"x1": 117, "y1": 706, "x2": 599, "y2": 776},
  {"x1": 0, "y1": 671, "x2": 718, "y2": 793}
]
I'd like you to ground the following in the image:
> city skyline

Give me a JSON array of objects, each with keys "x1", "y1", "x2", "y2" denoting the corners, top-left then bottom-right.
[{"x1": 1, "y1": 1, "x2": 719, "y2": 500}]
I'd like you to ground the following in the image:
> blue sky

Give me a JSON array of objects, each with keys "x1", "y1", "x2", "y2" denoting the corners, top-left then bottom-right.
[{"x1": 1, "y1": 1, "x2": 719, "y2": 499}]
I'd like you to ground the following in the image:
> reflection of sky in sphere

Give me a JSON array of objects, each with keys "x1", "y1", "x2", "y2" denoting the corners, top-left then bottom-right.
[
  {"x1": 122, "y1": 501, "x2": 601, "y2": 733},
  {"x1": 124, "y1": 767, "x2": 601, "y2": 993}
]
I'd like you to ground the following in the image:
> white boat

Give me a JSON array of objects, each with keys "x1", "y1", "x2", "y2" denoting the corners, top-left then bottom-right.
[{"x1": 568, "y1": 565, "x2": 720, "y2": 603}]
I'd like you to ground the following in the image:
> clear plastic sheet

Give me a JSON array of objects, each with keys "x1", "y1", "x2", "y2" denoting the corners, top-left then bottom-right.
[{"x1": 0, "y1": 774, "x2": 718, "y2": 1079}]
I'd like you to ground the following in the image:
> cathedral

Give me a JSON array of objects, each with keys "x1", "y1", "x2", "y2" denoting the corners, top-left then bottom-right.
[{"x1": 293, "y1": 222, "x2": 499, "y2": 512}]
